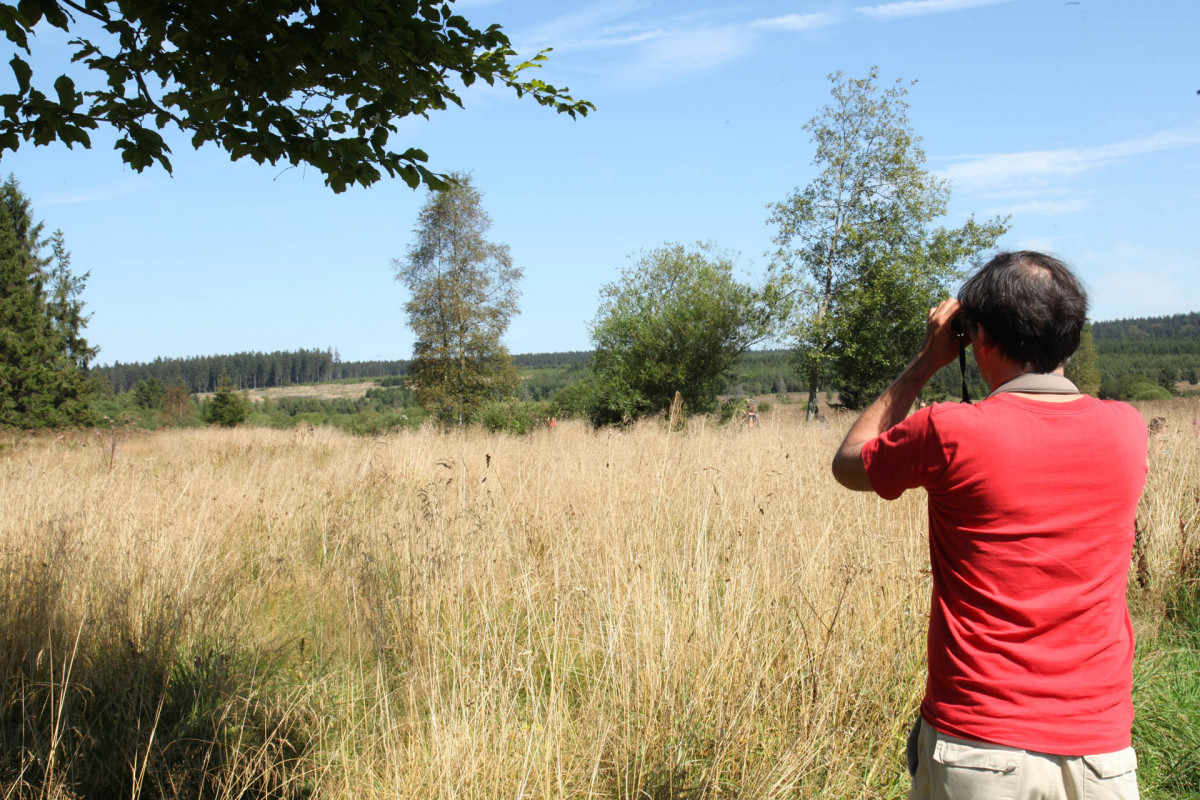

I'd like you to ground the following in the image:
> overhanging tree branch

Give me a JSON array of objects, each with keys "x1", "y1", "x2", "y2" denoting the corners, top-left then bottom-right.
[{"x1": 0, "y1": 0, "x2": 593, "y2": 191}]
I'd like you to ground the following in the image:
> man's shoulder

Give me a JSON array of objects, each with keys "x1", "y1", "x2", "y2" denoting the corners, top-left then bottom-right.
[
  {"x1": 927, "y1": 395, "x2": 1147, "y2": 433},
  {"x1": 923, "y1": 399, "x2": 985, "y2": 427},
  {"x1": 1096, "y1": 398, "x2": 1151, "y2": 439},
  {"x1": 926, "y1": 400, "x2": 980, "y2": 417},
  {"x1": 1097, "y1": 398, "x2": 1147, "y2": 422}
]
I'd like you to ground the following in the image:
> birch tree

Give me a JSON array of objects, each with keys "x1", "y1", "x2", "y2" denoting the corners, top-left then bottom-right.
[
  {"x1": 768, "y1": 68, "x2": 1008, "y2": 417},
  {"x1": 394, "y1": 174, "x2": 521, "y2": 425}
]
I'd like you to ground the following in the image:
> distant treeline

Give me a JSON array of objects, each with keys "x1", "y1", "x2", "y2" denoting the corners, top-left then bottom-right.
[
  {"x1": 96, "y1": 349, "x2": 599, "y2": 395},
  {"x1": 724, "y1": 350, "x2": 807, "y2": 395},
  {"x1": 95, "y1": 310, "x2": 1198, "y2": 400},
  {"x1": 512, "y1": 351, "x2": 592, "y2": 368},
  {"x1": 1093, "y1": 312, "x2": 1200, "y2": 340},
  {"x1": 95, "y1": 349, "x2": 410, "y2": 394},
  {"x1": 1092, "y1": 313, "x2": 1200, "y2": 385}
]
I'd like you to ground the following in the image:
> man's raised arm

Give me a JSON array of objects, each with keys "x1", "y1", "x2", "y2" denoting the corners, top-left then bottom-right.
[{"x1": 831, "y1": 298, "x2": 964, "y2": 491}]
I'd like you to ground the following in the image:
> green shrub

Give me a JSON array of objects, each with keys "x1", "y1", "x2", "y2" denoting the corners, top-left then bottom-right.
[
  {"x1": 91, "y1": 397, "x2": 134, "y2": 420},
  {"x1": 550, "y1": 381, "x2": 596, "y2": 420},
  {"x1": 246, "y1": 403, "x2": 295, "y2": 430},
  {"x1": 719, "y1": 397, "x2": 748, "y2": 424},
  {"x1": 478, "y1": 401, "x2": 551, "y2": 435},
  {"x1": 362, "y1": 386, "x2": 413, "y2": 407},
  {"x1": 329, "y1": 410, "x2": 422, "y2": 436},
  {"x1": 1125, "y1": 381, "x2": 1173, "y2": 402}
]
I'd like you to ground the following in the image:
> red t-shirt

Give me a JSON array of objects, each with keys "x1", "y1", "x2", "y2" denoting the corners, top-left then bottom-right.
[{"x1": 862, "y1": 394, "x2": 1148, "y2": 755}]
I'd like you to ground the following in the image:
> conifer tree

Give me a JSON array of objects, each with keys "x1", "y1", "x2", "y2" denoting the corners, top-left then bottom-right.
[
  {"x1": 0, "y1": 175, "x2": 96, "y2": 427},
  {"x1": 1065, "y1": 323, "x2": 1100, "y2": 397},
  {"x1": 205, "y1": 375, "x2": 249, "y2": 427}
]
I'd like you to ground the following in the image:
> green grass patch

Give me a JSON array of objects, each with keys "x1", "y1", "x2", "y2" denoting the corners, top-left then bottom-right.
[{"x1": 1135, "y1": 555, "x2": 1200, "y2": 800}]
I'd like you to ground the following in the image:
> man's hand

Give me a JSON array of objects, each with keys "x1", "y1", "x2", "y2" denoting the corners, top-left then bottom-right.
[
  {"x1": 831, "y1": 298, "x2": 965, "y2": 491},
  {"x1": 918, "y1": 298, "x2": 967, "y2": 375}
]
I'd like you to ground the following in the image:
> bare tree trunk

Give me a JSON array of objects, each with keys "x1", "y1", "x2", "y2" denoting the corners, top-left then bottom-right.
[
  {"x1": 805, "y1": 364, "x2": 820, "y2": 422},
  {"x1": 806, "y1": 295, "x2": 829, "y2": 423}
]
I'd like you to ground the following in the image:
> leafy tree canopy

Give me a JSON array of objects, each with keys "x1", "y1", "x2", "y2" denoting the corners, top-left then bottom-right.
[
  {"x1": 769, "y1": 68, "x2": 1008, "y2": 415},
  {"x1": 588, "y1": 242, "x2": 784, "y2": 425},
  {"x1": 2, "y1": 1, "x2": 593, "y2": 192}
]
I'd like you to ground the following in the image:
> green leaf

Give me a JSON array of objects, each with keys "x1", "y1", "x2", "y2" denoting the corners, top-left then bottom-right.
[
  {"x1": 61, "y1": 125, "x2": 90, "y2": 148},
  {"x1": 1, "y1": 6, "x2": 30, "y2": 51},
  {"x1": 42, "y1": 2, "x2": 68, "y2": 29},
  {"x1": 398, "y1": 165, "x2": 419, "y2": 189},
  {"x1": 398, "y1": 147, "x2": 429, "y2": 163},
  {"x1": 15, "y1": 0, "x2": 42, "y2": 26},
  {"x1": 10, "y1": 55, "x2": 31, "y2": 94},
  {"x1": 53, "y1": 74, "x2": 76, "y2": 107}
]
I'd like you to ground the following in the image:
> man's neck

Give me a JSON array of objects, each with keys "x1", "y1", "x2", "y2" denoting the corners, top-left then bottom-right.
[
  {"x1": 972, "y1": 332, "x2": 1084, "y2": 402},
  {"x1": 988, "y1": 365, "x2": 1083, "y2": 403}
]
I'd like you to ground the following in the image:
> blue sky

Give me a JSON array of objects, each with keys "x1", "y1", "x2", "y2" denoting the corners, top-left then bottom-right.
[{"x1": 4, "y1": 0, "x2": 1198, "y2": 365}]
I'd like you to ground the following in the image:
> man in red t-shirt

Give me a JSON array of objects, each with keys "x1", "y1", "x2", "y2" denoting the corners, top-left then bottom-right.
[{"x1": 831, "y1": 252, "x2": 1147, "y2": 800}]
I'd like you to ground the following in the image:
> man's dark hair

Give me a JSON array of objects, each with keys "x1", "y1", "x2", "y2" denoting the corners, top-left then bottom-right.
[{"x1": 957, "y1": 251, "x2": 1088, "y2": 373}]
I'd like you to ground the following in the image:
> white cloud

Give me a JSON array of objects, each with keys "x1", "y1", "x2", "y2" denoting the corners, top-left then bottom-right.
[
  {"x1": 938, "y1": 128, "x2": 1200, "y2": 190},
  {"x1": 983, "y1": 197, "x2": 1090, "y2": 217},
  {"x1": 545, "y1": 29, "x2": 668, "y2": 53},
  {"x1": 855, "y1": 0, "x2": 1012, "y2": 20},
  {"x1": 626, "y1": 26, "x2": 755, "y2": 82},
  {"x1": 516, "y1": 4, "x2": 835, "y2": 84},
  {"x1": 1014, "y1": 237, "x2": 1076, "y2": 255},
  {"x1": 965, "y1": 186, "x2": 1078, "y2": 202},
  {"x1": 749, "y1": 13, "x2": 839, "y2": 32},
  {"x1": 520, "y1": 1, "x2": 647, "y2": 50}
]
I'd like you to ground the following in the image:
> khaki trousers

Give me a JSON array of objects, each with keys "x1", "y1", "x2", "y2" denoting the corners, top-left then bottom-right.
[{"x1": 907, "y1": 718, "x2": 1139, "y2": 800}]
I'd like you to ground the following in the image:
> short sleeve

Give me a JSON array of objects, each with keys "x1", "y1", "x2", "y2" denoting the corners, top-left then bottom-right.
[{"x1": 860, "y1": 407, "x2": 941, "y2": 500}]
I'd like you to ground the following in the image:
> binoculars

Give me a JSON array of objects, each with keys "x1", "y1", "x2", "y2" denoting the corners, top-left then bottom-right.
[{"x1": 951, "y1": 312, "x2": 970, "y2": 338}]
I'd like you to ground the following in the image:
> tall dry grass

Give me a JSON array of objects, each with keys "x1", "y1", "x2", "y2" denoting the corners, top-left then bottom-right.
[{"x1": 1, "y1": 400, "x2": 1196, "y2": 799}]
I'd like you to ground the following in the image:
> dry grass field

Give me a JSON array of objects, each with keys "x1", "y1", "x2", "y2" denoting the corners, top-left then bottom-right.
[
  {"x1": 1, "y1": 400, "x2": 1197, "y2": 799},
  {"x1": 194, "y1": 381, "x2": 381, "y2": 404}
]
